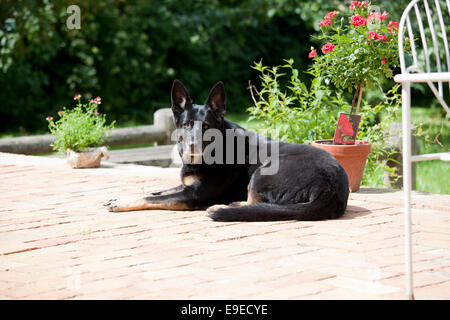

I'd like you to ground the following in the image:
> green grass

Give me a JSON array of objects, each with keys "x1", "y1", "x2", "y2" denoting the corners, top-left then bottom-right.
[
  {"x1": 410, "y1": 106, "x2": 449, "y2": 194},
  {"x1": 411, "y1": 106, "x2": 449, "y2": 153},
  {"x1": 366, "y1": 106, "x2": 449, "y2": 194},
  {"x1": 416, "y1": 161, "x2": 449, "y2": 194}
]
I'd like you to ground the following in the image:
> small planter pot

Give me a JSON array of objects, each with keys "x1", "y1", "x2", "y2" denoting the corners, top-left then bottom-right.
[
  {"x1": 66, "y1": 146, "x2": 109, "y2": 169},
  {"x1": 312, "y1": 139, "x2": 371, "y2": 192}
]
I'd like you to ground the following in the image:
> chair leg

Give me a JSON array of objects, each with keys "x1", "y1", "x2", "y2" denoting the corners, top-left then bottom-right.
[{"x1": 402, "y1": 82, "x2": 414, "y2": 300}]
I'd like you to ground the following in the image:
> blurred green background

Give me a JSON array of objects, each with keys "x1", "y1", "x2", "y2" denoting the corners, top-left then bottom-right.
[
  {"x1": 0, "y1": 0, "x2": 408, "y2": 133},
  {"x1": 0, "y1": 0, "x2": 448, "y2": 193}
]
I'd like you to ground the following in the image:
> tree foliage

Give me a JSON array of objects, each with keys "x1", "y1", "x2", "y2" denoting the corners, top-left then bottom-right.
[{"x1": 0, "y1": 0, "x2": 405, "y2": 133}]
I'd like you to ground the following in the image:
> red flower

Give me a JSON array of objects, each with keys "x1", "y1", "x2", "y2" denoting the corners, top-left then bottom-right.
[
  {"x1": 350, "y1": 15, "x2": 367, "y2": 27},
  {"x1": 368, "y1": 31, "x2": 388, "y2": 42},
  {"x1": 321, "y1": 43, "x2": 335, "y2": 54},
  {"x1": 319, "y1": 19, "x2": 332, "y2": 27},
  {"x1": 382, "y1": 58, "x2": 387, "y2": 64},
  {"x1": 349, "y1": 1, "x2": 361, "y2": 9},
  {"x1": 74, "y1": 94, "x2": 81, "y2": 100},
  {"x1": 349, "y1": 1, "x2": 368, "y2": 9},
  {"x1": 58, "y1": 110, "x2": 62, "y2": 116},
  {"x1": 46, "y1": 116, "x2": 53, "y2": 121},
  {"x1": 89, "y1": 96, "x2": 102, "y2": 105},
  {"x1": 377, "y1": 34, "x2": 388, "y2": 42},
  {"x1": 324, "y1": 11, "x2": 339, "y2": 20},
  {"x1": 308, "y1": 49, "x2": 317, "y2": 59},
  {"x1": 388, "y1": 20, "x2": 400, "y2": 34},
  {"x1": 368, "y1": 11, "x2": 389, "y2": 22}
]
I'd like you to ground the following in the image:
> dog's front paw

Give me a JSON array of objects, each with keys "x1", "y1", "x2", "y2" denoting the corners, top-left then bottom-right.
[
  {"x1": 103, "y1": 199, "x2": 119, "y2": 212},
  {"x1": 103, "y1": 196, "x2": 149, "y2": 212},
  {"x1": 206, "y1": 204, "x2": 229, "y2": 215}
]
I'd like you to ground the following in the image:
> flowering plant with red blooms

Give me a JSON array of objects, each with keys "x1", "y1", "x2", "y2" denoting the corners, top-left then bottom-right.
[
  {"x1": 324, "y1": 10, "x2": 339, "y2": 20},
  {"x1": 308, "y1": 1, "x2": 408, "y2": 113},
  {"x1": 321, "y1": 43, "x2": 335, "y2": 54},
  {"x1": 319, "y1": 19, "x2": 332, "y2": 27},
  {"x1": 47, "y1": 94, "x2": 115, "y2": 153},
  {"x1": 350, "y1": 15, "x2": 367, "y2": 27},
  {"x1": 308, "y1": 48, "x2": 317, "y2": 59},
  {"x1": 248, "y1": 2, "x2": 413, "y2": 185}
]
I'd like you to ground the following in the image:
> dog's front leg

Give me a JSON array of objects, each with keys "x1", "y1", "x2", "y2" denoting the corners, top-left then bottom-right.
[{"x1": 104, "y1": 187, "x2": 201, "y2": 212}]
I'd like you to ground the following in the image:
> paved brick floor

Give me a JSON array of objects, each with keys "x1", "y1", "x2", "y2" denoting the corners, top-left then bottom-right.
[{"x1": 0, "y1": 152, "x2": 449, "y2": 300}]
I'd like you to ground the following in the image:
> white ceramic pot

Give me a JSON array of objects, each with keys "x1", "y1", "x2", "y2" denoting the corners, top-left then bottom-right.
[{"x1": 66, "y1": 146, "x2": 109, "y2": 169}]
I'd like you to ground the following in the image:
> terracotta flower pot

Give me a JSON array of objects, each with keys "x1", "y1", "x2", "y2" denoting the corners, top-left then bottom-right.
[
  {"x1": 312, "y1": 139, "x2": 371, "y2": 192},
  {"x1": 66, "y1": 146, "x2": 109, "y2": 169}
]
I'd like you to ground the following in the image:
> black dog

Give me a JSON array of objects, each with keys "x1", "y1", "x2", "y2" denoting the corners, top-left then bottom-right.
[{"x1": 105, "y1": 80, "x2": 349, "y2": 221}]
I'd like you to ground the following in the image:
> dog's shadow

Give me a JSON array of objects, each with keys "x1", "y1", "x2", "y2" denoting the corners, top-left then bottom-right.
[
  {"x1": 340, "y1": 188, "x2": 400, "y2": 220},
  {"x1": 340, "y1": 205, "x2": 373, "y2": 220}
]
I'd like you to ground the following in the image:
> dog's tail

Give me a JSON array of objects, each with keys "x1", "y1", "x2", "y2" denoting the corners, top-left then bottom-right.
[{"x1": 208, "y1": 199, "x2": 346, "y2": 222}]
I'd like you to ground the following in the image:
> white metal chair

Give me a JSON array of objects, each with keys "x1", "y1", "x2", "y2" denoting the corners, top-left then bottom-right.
[{"x1": 394, "y1": 0, "x2": 450, "y2": 300}]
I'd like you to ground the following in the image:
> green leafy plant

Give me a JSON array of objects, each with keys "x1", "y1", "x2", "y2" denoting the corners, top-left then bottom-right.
[
  {"x1": 248, "y1": 59, "x2": 346, "y2": 144},
  {"x1": 248, "y1": 59, "x2": 402, "y2": 185},
  {"x1": 47, "y1": 94, "x2": 115, "y2": 153}
]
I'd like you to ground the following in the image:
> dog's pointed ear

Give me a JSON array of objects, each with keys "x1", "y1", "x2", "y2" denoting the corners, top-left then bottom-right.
[
  {"x1": 205, "y1": 81, "x2": 226, "y2": 116},
  {"x1": 171, "y1": 80, "x2": 192, "y2": 114}
]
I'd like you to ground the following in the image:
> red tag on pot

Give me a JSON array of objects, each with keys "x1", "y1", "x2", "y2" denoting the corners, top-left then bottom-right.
[{"x1": 333, "y1": 113, "x2": 361, "y2": 145}]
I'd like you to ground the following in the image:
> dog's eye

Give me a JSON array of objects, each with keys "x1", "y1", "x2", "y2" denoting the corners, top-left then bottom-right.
[{"x1": 203, "y1": 124, "x2": 209, "y2": 129}]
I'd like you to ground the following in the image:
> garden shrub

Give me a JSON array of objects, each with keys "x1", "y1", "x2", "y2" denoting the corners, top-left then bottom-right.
[
  {"x1": 0, "y1": 0, "x2": 315, "y2": 133},
  {"x1": 248, "y1": 59, "x2": 403, "y2": 187},
  {"x1": 47, "y1": 94, "x2": 115, "y2": 153}
]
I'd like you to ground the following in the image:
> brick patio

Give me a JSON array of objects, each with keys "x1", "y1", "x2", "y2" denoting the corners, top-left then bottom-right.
[{"x1": 0, "y1": 151, "x2": 449, "y2": 299}]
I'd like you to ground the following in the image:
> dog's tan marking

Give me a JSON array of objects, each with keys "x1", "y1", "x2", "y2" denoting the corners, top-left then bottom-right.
[
  {"x1": 106, "y1": 197, "x2": 189, "y2": 212},
  {"x1": 228, "y1": 195, "x2": 262, "y2": 207},
  {"x1": 182, "y1": 174, "x2": 200, "y2": 187},
  {"x1": 229, "y1": 201, "x2": 247, "y2": 206},
  {"x1": 206, "y1": 204, "x2": 229, "y2": 214},
  {"x1": 206, "y1": 191, "x2": 264, "y2": 214},
  {"x1": 247, "y1": 191, "x2": 263, "y2": 204}
]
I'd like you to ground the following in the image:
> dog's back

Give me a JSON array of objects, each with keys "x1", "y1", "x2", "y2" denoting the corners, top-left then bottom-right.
[{"x1": 207, "y1": 132, "x2": 349, "y2": 221}]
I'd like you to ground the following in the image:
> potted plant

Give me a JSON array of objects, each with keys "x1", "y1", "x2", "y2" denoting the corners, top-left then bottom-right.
[
  {"x1": 307, "y1": 1, "x2": 403, "y2": 191},
  {"x1": 248, "y1": 1, "x2": 405, "y2": 192},
  {"x1": 46, "y1": 94, "x2": 115, "y2": 168}
]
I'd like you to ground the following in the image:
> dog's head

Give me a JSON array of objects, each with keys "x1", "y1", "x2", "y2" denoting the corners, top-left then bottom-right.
[{"x1": 171, "y1": 80, "x2": 226, "y2": 164}]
